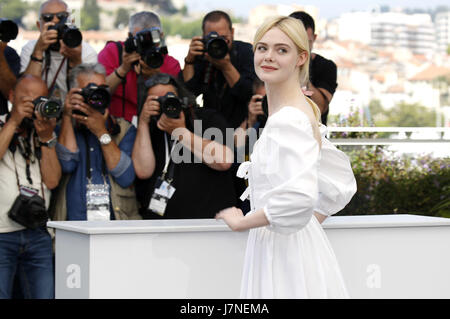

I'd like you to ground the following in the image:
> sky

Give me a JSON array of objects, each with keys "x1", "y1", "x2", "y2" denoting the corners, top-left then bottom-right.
[{"x1": 184, "y1": 0, "x2": 449, "y2": 19}]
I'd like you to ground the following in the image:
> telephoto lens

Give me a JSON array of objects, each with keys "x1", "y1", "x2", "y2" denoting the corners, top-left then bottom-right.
[
  {"x1": 157, "y1": 92, "x2": 184, "y2": 119},
  {"x1": 203, "y1": 31, "x2": 228, "y2": 59},
  {"x1": 0, "y1": 19, "x2": 19, "y2": 42},
  {"x1": 33, "y1": 96, "x2": 62, "y2": 119},
  {"x1": 48, "y1": 19, "x2": 82, "y2": 51}
]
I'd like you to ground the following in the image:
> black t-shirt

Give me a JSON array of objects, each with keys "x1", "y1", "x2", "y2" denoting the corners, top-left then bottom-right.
[
  {"x1": 0, "y1": 46, "x2": 20, "y2": 115},
  {"x1": 310, "y1": 53, "x2": 337, "y2": 125},
  {"x1": 182, "y1": 40, "x2": 256, "y2": 129},
  {"x1": 136, "y1": 108, "x2": 237, "y2": 219}
]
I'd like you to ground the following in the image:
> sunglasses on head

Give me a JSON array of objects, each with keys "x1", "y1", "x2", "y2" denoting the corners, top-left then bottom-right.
[
  {"x1": 41, "y1": 11, "x2": 69, "y2": 23},
  {"x1": 145, "y1": 74, "x2": 177, "y2": 89}
]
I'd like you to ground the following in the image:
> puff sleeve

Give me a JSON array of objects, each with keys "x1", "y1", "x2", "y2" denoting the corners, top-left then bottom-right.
[
  {"x1": 261, "y1": 108, "x2": 320, "y2": 234},
  {"x1": 316, "y1": 125, "x2": 357, "y2": 216}
]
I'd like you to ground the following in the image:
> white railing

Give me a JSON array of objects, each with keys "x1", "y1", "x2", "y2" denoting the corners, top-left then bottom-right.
[{"x1": 327, "y1": 127, "x2": 450, "y2": 146}]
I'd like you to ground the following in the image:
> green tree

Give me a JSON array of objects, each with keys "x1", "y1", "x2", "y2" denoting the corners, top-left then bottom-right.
[
  {"x1": 0, "y1": 0, "x2": 28, "y2": 26},
  {"x1": 80, "y1": 0, "x2": 100, "y2": 31},
  {"x1": 368, "y1": 101, "x2": 437, "y2": 127},
  {"x1": 383, "y1": 102, "x2": 437, "y2": 127},
  {"x1": 114, "y1": 8, "x2": 130, "y2": 29}
]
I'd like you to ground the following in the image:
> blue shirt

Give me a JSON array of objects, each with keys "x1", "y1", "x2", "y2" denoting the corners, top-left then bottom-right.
[{"x1": 56, "y1": 126, "x2": 137, "y2": 220}]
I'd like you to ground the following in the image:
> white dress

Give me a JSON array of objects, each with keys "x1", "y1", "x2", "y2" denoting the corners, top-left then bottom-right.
[{"x1": 237, "y1": 106, "x2": 356, "y2": 299}]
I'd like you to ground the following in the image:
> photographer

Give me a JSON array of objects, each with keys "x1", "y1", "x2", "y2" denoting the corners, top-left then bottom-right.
[
  {"x1": 0, "y1": 19, "x2": 20, "y2": 115},
  {"x1": 132, "y1": 73, "x2": 236, "y2": 219},
  {"x1": 20, "y1": 0, "x2": 97, "y2": 103},
  {"x1": 289, "y1": 11, "x2": 337, "y2": 125},
  {"x1": 98, "y1": 11, "x2": 181, "y2": 123},
  {"x1": 181, "y1": 10, "x2": 256, "y2": 130},
  {"x1": 0, "y1": 75, "x2": 61, "y2": 299},
  {"x1": 52, "y1": 63, "x2": 140, "y2": 221}
]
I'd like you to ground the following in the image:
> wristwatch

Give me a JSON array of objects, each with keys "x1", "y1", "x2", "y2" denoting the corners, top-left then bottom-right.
[
  {"x1": 39, "y1": 132, "x2": 57, "y2": 148},
  {"x1": 99, "y1": 133, "x2": 112, "y2": 145}
]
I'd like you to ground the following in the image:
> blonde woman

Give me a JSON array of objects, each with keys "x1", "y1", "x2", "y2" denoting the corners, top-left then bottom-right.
[{"x1": 216, "y1": 16, "x2": 352, "y2": 298}]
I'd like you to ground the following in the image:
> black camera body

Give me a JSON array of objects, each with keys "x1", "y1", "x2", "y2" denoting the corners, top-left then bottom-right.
[
  {"x1": 74, "y1": 83, "x2": 111, "y2": 116},
  {"x1": 0, "y1": 18, "x2": 18, "y2": 42},
  {"x1": 48, "y1": 18, "x2": 82, "y2": 51},
  {"x1": 202, "y1": 31, "x2": 228, "y2": 59},
  {"x1": 8, "y1": 192, "x2": 48, "y2": 230},
  {"x1": 156, "y1": 92, "x2": 186, "y2": 119},
  {"x1": 124, "y1": 28, "x2": 168, "y2": 69},
  {"x1": 33, "y1": 96, "x2": 62, "y2": 119}
]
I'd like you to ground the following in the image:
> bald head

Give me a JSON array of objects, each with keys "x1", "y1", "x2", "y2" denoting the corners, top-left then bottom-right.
[
  {"x1": 39, "y1": 0, "x2": 68, "y2": 16},
  {"x1": 10, "y1": 75, "x2": 49, "y2": 106}
]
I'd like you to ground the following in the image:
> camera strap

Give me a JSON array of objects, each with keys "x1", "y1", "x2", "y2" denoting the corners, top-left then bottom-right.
[
  {"x1": 161, "y1": 133, "x2": 177, "y2": 183},
  {"x1": 43, "y1": 50, "x2": 67, "y2": 96},
  {"x1": 11, "y1": 145, "x2": 46, "y2": 202}
]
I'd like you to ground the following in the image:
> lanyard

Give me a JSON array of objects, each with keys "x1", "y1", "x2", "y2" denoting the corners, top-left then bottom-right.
[
  {"x1": 161, "y1": 133, "x2": 177, "y2": 182},
  {"x1": 83, "y1": 131, "x2": 107, "y2": 184}
]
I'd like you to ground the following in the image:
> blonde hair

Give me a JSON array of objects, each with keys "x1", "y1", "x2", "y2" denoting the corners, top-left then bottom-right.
[{"x1": 253, "y1": 16, "x2": 322, "y2": 123}]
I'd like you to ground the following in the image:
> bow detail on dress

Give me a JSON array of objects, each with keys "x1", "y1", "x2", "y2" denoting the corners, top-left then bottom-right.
[{"x1": 237, "y1": 161, "x2": 252, "y2": 202}]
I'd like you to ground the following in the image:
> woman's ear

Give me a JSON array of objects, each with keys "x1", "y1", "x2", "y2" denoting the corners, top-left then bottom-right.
[{"x1": 296, "y1": 50, "x2": 308, "y2": 68}]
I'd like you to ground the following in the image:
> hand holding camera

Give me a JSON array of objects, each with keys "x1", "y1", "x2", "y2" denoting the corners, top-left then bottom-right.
[
  {"x1": 185, "y1": 36, "x2": 204, "y2": 63},
  {"x1": 34, "y1": 111, "x2": 57, "y2": 143},
  {"x1": 248, "y1": 94, "x2": 265, "y2": 126},
  {"x1": 140, "y1": 94, "x2": 161, "y2": 125},
  {"x1": 35, "y1": 22, "x2": 59, "y2": 53},
  {"x1": 71, "y1": 83, "x2": 111, "y2": 137},
  {"x1": 10, "y1": 96, "x2": 35, "y2": 127},
  {"x1": 186, "y1": 32, "x2": 230, "y2": 66},
  {"x1": 156, "y1": 109, "x2": 186, "y2": 136},
  {"x1": 124, "y1": 28, "x2": 167, "y2": 70}
]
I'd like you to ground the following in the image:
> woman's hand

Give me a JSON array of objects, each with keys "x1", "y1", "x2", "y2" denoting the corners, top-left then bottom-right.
[{"x1": 215, "y1": 207, "x2": 245, "y2": 231}]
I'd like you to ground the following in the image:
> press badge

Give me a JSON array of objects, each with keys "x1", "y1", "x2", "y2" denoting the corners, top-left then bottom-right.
[
  {"x1": 148, "y1": 177, "x2": 176, "y2": 216},
  {"x1": 86, "y1": 183, "x2": 110, "y2": 221}
]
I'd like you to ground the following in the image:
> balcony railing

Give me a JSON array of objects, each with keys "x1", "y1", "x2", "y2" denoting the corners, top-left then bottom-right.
[{"x1": 327, "y1": 127, "x2": 450, "y2": 146}]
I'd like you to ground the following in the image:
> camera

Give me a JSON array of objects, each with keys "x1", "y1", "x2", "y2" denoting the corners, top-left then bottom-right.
[
  {"x1": 33, "y1": 96, "x2": 62, "y2": 119},
  {"x1": 156, "y1": 92, "x2": 186, "y2": 119},
  {"x1": 0, "y1": 18, "x2": 18, "y2": 42},
  {"x1": 202, "y1": 31, "x2": 228, "y2": 59},
  {"x1": 124, "y1": 28, "x2": 168, "y2": 69},
  {"x1": 255, "y1": 95, "x2": 268, "y2": 123},
  {"x1": 48, "y1": 17, "x2": 82, "y2": 51},
  {"x1": 8, "y1": 192, "x2": 48, "y2": 230},
  {"x1": 73, "y1": 83, "x2": 111, "y2": 116}
]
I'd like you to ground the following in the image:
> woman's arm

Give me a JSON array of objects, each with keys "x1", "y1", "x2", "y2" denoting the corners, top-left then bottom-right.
[{"x1": 215, "y1": 207, "x2": 269, "y2": 232}]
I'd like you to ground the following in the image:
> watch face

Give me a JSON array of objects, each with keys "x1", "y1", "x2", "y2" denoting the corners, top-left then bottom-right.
[{"x1": 100, "y1": 134, "x2": 112, "y2": 145}]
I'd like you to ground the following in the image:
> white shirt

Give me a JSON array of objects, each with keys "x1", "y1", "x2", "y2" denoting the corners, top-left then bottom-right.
[
  {"x1": 20, "y1": 40, "x2": 98, "y2": 101},
  {"x1": 0, "y1": 116, "x2": 51, "y2": 233}
]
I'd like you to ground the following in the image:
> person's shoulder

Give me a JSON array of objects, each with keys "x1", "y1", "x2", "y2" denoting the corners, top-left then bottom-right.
[
  {"x1": 4, "y1": 45, "x2": 19, "y2": 56},
  {"x1": 81, "y1": 41, "x2": 98, "y2": 53},
  {"x1": 233, "y1": 40, "x2": 253, "y2": 51},
  {"x1": 21, "y1": 40, "x2": 37, "y2": 53},
  {"x1": 99, "y1": 40, "x2": 122, "y2": 53},
  {"x1": 270, "y1": 106, "x2": 312, "y2": 126},
  {"x1": 313, "y1": 53, "x2": 336, "y2": 69}
]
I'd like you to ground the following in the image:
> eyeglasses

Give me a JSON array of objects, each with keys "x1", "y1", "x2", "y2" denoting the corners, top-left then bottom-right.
[
  {"x1": 145, "y1": 73, "x2": 176, "y2": 89},
  {"x1": 41, "y1": 12, "x2": 69, "y2": 23}
]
